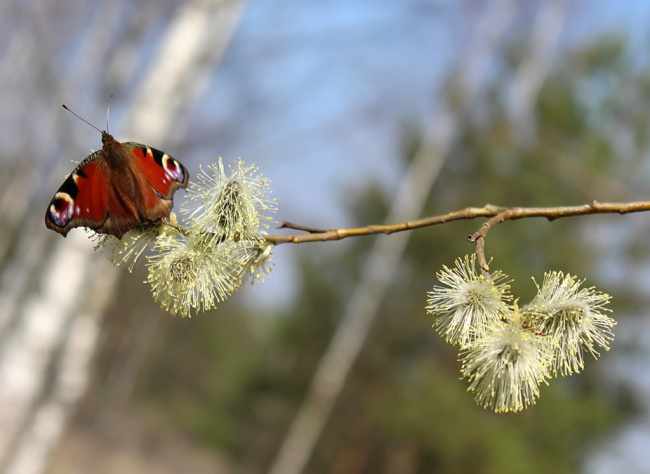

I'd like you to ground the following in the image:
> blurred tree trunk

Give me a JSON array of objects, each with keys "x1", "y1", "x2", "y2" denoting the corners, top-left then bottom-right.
[{"x1": 0, "y1": 2, "x2": 245, "y2": 473}]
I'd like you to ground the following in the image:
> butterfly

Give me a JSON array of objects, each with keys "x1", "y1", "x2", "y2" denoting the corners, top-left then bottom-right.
[{"x1": 45, "y1": 129, "x2": 189, "y2": 239}]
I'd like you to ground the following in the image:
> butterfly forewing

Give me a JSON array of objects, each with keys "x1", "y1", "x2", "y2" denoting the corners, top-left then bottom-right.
[{"x1": 124, "y1": 143, "x2": 189, "y2": 199}]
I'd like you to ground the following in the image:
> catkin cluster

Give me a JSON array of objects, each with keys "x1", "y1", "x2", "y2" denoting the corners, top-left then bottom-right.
[
  {"x1": 98, "y1": 158, "x2": 277, "y2": 317},
  {"x1": 426, "y1": 255, "x2": 615, "y2": 413}
]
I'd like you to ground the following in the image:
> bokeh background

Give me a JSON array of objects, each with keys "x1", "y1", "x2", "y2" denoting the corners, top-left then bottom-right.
[{"x1": 2, "y1": 0, "x2": 650, "y2": 473}]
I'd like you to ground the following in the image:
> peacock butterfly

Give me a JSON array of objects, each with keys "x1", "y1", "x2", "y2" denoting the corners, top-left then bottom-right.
[{"x1": 46, "y1": 110, "x2": 189, "y2": 239}]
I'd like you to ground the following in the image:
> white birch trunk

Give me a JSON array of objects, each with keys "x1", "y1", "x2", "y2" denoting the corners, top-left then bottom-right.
[{"x1": 0, "y1": 2, "x2": 245, "y2": 473}]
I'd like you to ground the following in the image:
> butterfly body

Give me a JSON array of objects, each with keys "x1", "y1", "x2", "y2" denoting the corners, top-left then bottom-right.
[{"x1": 46, "y1": 131, "x2": 188, "y2": 239}]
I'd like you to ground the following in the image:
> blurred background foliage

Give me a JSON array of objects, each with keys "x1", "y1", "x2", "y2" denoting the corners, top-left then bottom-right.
[
  {"x1": 2, "y1": 1, "x2": 650, "y2": 473},
  {"x1": 61, "y1": 36, "x2": 643, "y2": 473}
]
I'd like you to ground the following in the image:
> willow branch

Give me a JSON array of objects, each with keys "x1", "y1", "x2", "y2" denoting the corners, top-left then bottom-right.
[
  {"x1": 278, "y1": 221, "x2": 333, "y2": 233},
  {"x1": 265, "y1": 204, "x2": 501, "y2": 244},
  {"x1": 265, "y1": 200, "x2": 650, "y2": 246}
]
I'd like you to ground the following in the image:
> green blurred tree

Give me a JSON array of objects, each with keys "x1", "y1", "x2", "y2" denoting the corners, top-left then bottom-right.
[{"x1": 108, "y1": 35, "x2": 650, "y2": 473}]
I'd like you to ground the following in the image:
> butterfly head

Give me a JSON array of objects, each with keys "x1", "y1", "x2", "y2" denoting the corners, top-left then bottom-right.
[
  {"x1": 101, "y1": 130, "x2": 115, "y2": 145},
  {"x1": 100, "y1": 131, "x2": 131, "y2": 166}
]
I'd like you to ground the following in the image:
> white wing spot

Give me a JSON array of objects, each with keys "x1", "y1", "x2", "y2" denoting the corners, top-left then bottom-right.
[
  {"x1": 50, "y1": 192, "x2": 75, "y2": 226},
  {"x1": 162, "y1": 154, "x2": 184, "y2": 182}
]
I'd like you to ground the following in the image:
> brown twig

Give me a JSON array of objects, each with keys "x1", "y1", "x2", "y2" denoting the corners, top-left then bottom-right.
[
  {"x1": 265, "y1": 200, "x2": 650, "y2": 246},
  {"x1": 467, "y1": 208, "x2": 515, "y2": 277},
  {"x1": 265, "y1": 205, "x2": 504, "y2": 244},
  {"x1": 464, "y1": 200, "x2": 650, "y2": 274},
  {"x1": 278, "y1": 221, "x2": 332, "y2": 233},
  {"x1": 469, "y1": 234, "x2": 491, "y2": 278}
]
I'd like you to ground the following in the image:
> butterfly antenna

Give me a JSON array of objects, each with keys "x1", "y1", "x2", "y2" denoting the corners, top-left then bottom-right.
[
  {"x1": 61, "y1": 104, "x2": 103, "y2": 134},
  {"x1": 106, "y1": 94, "x2": 113, "y2": 134}
]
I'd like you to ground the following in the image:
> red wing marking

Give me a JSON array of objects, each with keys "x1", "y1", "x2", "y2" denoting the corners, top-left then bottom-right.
[{"x1": 125, "y1": 143, "x2": 189, "y2": 199}]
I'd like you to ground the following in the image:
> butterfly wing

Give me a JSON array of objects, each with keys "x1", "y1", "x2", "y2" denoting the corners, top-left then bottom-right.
[
  {"x1": 45, "y1": 151, "x2": 112, "y2": 237},
  {"x1": 124, "y1": 142, "x2": 188, "y2": 198},
  {"x1": 122, "y1": 142, "x2": 189, "y2": 222}
]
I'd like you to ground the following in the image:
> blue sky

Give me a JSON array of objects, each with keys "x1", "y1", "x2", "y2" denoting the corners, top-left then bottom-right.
[{"x1": 163, "y1": 1, "x2": 649, "y2": 313}]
